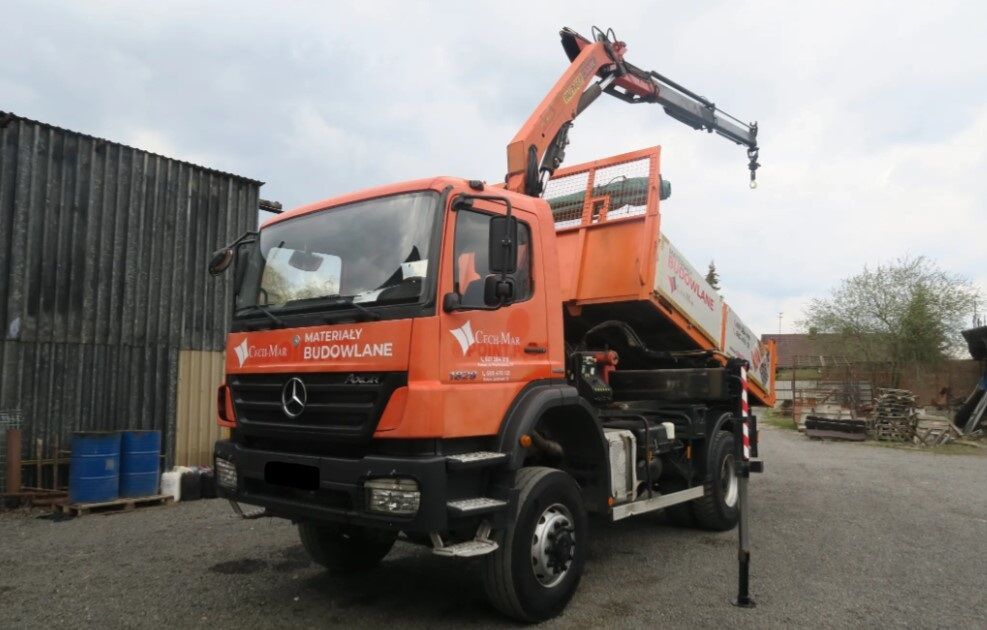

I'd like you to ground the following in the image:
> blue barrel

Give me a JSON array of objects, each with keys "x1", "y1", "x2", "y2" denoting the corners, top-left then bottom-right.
[
  {"x1": 119, "y1": 430, "x2": 162, "y2": 498},
  {"x1": 69, "y1": 432, "x2": 121, "y2": 504}
]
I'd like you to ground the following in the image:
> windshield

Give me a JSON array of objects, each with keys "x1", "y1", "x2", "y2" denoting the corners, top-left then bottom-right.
[{"x1": 236, "y1": 191, "x2": 439, "y2": 316}]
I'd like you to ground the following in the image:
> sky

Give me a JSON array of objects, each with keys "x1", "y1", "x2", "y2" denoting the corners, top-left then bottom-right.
[{"x1": 2, "y1": 1, "x2": 986, "y2": 337}]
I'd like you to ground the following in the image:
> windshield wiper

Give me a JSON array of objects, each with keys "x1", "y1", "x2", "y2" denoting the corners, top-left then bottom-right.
[
  {"x1": 241, "y1": 304, "x2": 286, "y2": 328},
  {"x1": 325, "y1": 295, "x2": 382, "y2": 321}
]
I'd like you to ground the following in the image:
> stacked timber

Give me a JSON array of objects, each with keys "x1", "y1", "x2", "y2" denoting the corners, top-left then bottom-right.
[
  {"x1": 804, "y1": 416, "x2": 868, "y2": 441},
  {"x1": 871, "y1": 389, "x2": 918, "y2": 442}
]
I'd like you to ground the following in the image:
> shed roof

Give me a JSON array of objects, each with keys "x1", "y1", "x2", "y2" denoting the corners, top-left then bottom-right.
[{"x1": 0, "y1": 111, "x2": 264, "y2": 185}]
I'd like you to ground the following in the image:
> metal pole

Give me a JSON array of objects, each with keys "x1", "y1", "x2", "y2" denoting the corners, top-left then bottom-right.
[
  {"x1": 35, "y1": 438, "x2": 42, "y2": 490},
  {"x1": 51, "y1": 436, "x2": 60, "y2": 491},
  {"x1": 732, "y1": 363, "x2": 756, "y2": 608},
  {"x1": 5, "y1": 428, "x2": 22, "y2": 494}
]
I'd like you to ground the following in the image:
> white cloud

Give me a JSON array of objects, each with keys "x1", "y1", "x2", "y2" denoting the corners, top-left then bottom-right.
[{"x1": 120, "y1": 127, "x2": 179, "y2": 158}]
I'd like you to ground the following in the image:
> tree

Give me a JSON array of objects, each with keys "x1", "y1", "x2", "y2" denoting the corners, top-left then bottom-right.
[
  {"x1": 705, "y1": 261, "x2": 721, "y2": 291},
  {"x1": 800, "y1": 256, "x2": 979, "y2": 386}
]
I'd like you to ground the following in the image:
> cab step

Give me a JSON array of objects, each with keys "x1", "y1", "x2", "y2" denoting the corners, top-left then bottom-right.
[
  {"x1": 445, "y1": 451, "x2": 508, "y2": 471},
  {"x1": 447, "y1": 497, "x2": 508, "y2": 516}
]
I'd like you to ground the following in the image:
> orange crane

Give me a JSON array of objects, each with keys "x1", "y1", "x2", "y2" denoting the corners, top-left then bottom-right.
[{"x1": 505, "y1": 27, "x2": 760, "y2": 196}]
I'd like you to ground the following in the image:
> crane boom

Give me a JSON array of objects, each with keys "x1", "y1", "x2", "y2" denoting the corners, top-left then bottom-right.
[{"x1": 505, "y1": 27, "x2": 760, "y2": 196}]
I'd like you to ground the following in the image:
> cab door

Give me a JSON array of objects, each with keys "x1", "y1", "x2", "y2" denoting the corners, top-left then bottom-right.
[{"x1": 438, "y1": 198, "x2": 552, "y2": 437}]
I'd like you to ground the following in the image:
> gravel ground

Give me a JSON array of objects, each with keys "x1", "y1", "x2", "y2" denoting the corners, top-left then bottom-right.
[{"x1": 2, "y1": 425, "x2": 985, "y2": 628}]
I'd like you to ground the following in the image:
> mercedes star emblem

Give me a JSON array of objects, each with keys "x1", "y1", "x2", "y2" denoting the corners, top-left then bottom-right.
[{"x1": 281, "y1": 376, "x2": 307, "y2": 418}]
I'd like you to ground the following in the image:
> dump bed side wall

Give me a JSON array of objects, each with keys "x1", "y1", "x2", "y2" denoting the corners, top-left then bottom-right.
[{"x1": 654, "y1": 234, "x2": 723, "y2": 346}]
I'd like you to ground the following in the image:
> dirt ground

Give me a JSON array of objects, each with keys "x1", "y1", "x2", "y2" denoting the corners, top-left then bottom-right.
[{"x1": 2, "y1": 424, "x2": 985, "y2": 629}]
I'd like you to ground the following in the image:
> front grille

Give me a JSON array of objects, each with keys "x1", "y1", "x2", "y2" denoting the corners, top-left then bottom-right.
[{"x1": 229, "y1": 372, "x2": 407, "y2": 443}]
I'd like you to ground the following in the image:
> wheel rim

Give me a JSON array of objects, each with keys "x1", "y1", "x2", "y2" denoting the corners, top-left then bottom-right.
[
  {"x1": 530, "y1": 502, "x2": 576, "y2": 588},
  {"x1": 721, "y1": 453, "x2": 738, "y2": 508}
]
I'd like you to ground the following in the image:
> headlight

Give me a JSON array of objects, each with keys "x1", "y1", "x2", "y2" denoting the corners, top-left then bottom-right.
[
  {"x1": 215, "y1": 457, "x2": 238, "y2": 490},
  {"x1": 365, "y1": 478, "x2": 420, "y2": 515}
]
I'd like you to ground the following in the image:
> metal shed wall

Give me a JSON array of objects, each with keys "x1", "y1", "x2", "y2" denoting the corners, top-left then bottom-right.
[{"x1": 0, "y1": 112, "x2": 260, "y2": 473}]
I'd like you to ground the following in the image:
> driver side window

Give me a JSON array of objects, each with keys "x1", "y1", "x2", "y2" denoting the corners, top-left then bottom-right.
[{"x1": 453, "y1": 209, "x2": 531, "y2": 307}]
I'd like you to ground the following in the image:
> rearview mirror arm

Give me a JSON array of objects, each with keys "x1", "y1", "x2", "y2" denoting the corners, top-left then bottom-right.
[
  {"x1": 454, "y1": 194, "x2": 513, "y2": 221},
  {"x1": 208, "y1": 230, "x2": 258, "y2": 276},
  {"x1": 222, "y1": 230, "x2": 259, "y2": 252}
]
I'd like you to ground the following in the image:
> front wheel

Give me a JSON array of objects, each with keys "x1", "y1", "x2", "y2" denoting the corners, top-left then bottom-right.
[
  {"x1": 298, "y1": 522, "x2": 397, "y2": 573},
  {"x1": 482, "y1": 467, "x2": 588, "y2": 622}
]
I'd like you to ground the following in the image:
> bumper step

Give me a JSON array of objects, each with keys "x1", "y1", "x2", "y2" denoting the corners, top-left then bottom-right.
[
  {"x1": 228, "y1": 500, "x2": 268, "y2": 520},
  {"x1": 433, "y1": 538, "x2": 499, "y2": 558},
  {"x1": 447, "y1": 497, "x2": 508, "y2": 516},
  {"x1": 431, "y1": 521, "x2": 499, "y2": 558},
  {"x1": 445, "y1": 451, "x2": 508, "y2": 471}
]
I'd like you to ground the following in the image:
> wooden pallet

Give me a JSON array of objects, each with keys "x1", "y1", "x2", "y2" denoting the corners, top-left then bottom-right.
[
  {"x1": 53, "y1": 494, "x2": 174, "y2": 516},
  {"x1": 0, "y1": 490, "x2": 67, "y2": 509},
  {"x1": 871, "y1": 388, "x2": 919, "y2": 442}
]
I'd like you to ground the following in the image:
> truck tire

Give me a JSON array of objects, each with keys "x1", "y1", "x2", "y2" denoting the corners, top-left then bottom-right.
[
  {"x1": 298, "y1": 522, "x2": 397, "y2": 573},
  {"x1": 482, "y1": 467, "x2": 587, "y2": 622},
  {"x1": 691, "y1": 429, "x2": 739, "y2": 531}
]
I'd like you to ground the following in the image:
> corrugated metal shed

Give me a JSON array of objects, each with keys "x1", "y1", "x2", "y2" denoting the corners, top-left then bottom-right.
[{"x1": 0, "y1": 112, "x2": 261, "y2": 478}]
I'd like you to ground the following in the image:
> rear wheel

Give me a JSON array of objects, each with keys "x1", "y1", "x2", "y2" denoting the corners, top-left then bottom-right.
[
  {"x1": 691, "y1": 429, "x2": 739, "y2": 531},
  {"x1": 482, "y1": 467, "x2": 588, "y2": 622},
  {"x1": 298, "y1": 522, "x2": 397, "y2": 573},
  {"x1": 663, "y1": 429, "x2": 739, "y2": 531}
]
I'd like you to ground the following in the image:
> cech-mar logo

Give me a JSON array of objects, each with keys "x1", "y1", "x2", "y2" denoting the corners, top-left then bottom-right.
[
  {"x1": 234, "y1": 338, "x2": 249, "y2": 368},
  {"x1": 450, "y1": 321, "x2": 476, "y2": 356},
  {"x1": 450, "y1": 321, "x2": 522, "y2": 357}
]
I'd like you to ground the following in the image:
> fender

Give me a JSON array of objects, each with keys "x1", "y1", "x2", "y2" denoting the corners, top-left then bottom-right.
[
  {"x1": 706, "y1": 410, "x2": 735, "y2": 477},
  {"x1": 709, "y1": 410, "x2": 734, "y2": 438},
  {"x1": 495, "y1": 380, "x2": 611, "y2": 511},
  {"x1": 495, "y1": 381, "x2": 603, "y2": 467}
]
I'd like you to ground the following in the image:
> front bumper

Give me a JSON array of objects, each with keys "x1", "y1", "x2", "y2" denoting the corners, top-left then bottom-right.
[{"x1": 214, "y1": 440, "x2": 451, "y2": 532}]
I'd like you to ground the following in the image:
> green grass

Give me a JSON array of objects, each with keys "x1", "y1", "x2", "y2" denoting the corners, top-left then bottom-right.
[{"x1": 759, "y1": 408, "x2": 798, "y2": 431}]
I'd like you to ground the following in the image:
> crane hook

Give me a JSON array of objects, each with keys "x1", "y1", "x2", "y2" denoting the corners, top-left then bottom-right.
[{"x1": 747, "y1": 144, "x2": 760, "y2": 190}]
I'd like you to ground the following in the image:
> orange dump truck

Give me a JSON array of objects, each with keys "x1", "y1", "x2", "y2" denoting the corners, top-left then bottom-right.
[{"x1": 210, "y1": 27, "x2": 772, "y2": 621}]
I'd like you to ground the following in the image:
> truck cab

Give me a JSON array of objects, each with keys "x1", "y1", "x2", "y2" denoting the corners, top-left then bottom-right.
[{"x1": 215, "y1": 177, "x2": 580, "y2": 533}]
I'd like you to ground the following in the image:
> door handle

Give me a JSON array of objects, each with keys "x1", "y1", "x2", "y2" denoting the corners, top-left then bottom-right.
[{"x1": 524, "y1": 346, "x2": 547, "y2": 354}]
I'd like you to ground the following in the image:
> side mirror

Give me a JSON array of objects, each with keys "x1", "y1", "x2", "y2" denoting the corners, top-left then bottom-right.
[
  {"x1": 488, "y1": 215, "x2": 518, "y2": 274},
  {"x1": 442, "y1": 291, "x2": 462, "y2": 313},
  {"x1": 208, "y1": 248, "x2": 234, "y2": 275},
  {"x1": 483, "y1": 275, "x2": 515, "y2": 306}
]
